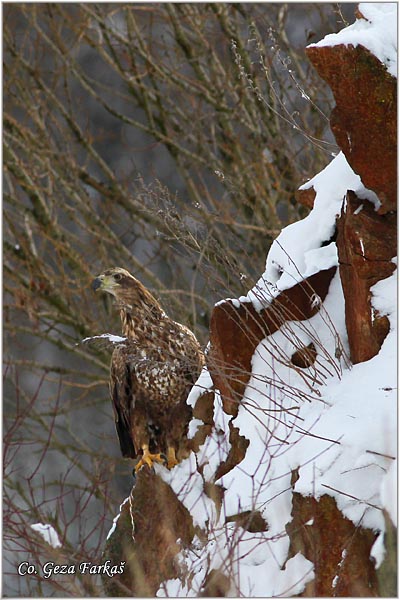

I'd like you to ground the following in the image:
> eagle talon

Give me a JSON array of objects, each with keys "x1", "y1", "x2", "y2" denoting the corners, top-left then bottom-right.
[
  {"x1": 135, "y1": 445, "x2": 165, "y2": 473},
  {"x1": 166, "y1": 446, "x2": 179, "y2": 470}
]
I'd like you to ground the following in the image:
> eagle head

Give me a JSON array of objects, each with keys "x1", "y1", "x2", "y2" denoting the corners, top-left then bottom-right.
[
  {"x1": 92, "y1": 267, "x2": 162, "y2": 317},
  {"x1": 91, "y1": 267, "x2": 137, "y2": 298}
]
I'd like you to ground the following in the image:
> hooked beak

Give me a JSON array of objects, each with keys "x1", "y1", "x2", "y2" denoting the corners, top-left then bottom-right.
[
  {"x1": 91, "y1": 273, "x2": 119, "y2": 297},
  {"x1": 92, "y1": 276, "x2": 103, "y2": 291}
]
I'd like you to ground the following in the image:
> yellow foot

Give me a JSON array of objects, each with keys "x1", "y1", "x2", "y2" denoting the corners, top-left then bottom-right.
[
  {"x1": 166, "y1": 446, "x2": 179, "y2": 470},
  {"x1": 135, "y1": 445, "x2": 166, "y2": 473}
]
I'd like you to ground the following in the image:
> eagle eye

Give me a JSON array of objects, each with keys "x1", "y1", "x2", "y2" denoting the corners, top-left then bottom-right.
[{"x1": 113, "y1": 273, "x2": 122, "y2": 282}]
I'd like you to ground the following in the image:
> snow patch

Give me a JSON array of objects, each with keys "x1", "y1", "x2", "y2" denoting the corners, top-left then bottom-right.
[
  {"x1": 31, "y1": 523, "x2": 61, "y2": 549},
  {"x1": 106, "y1": 497, "x2": 130, "y2": 541},
  {"x1": 186, "y1": 367, "x2": 213, "y2": 409},
  {"x1": 370, "y1": 530, "x2": 386, "y2": 569},
  {"x1": 379, "y1": 459, "x2": 397, "y2": 527}
]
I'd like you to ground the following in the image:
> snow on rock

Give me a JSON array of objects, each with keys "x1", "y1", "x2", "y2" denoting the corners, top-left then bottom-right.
[
  {"x1": 309, "y1": 2, "x2": 397, "y2": 78},
  {"x1": 157, "y1": 392, "x2": 231, "y2": 530},
  {"x1": 30, "y1": 523, "x2": 62, "y2": 549},
  {"x1": 196, "y1": 392, "x2": 231, "y2": 479},
  {"x1": 158, "y1": 146, "x2": 396, "y2": 598},
  {"x1": 306, "y1": 5, "x2": 396, "y2": 215},
  {"x1": 294, "y1": 324, "x2": 396, "y2": 531},
  {"x1": 155, "y1": 6, "x2": 396, "y2": 595},
  {"x1": 186, "y1": 367, "x2": 213, "y2": 410},
  {"x1": 183, "y1": 251, "x2": 396, "y2": 595},
  {"x1": 156, "y1": 455, "x2": 213, "y2": 530},
  {"x1": 370, "y1": 530, "x2": 386, "y2": 569},
  {"x1": 244, "y1": 152, "x2": 376, "y2": 308},
  {"x1": 371, "y1": 268, "x2": 398, "y2": 323}
]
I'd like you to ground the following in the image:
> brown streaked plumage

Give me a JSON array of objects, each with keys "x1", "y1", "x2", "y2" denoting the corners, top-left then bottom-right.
[{"x1": 92, "y1": 267, "x2": 205, "y2": 471}]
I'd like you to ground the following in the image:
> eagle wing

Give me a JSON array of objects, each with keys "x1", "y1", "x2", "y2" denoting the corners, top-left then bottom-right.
[
  {"x1": 109, "y1": 344, "x2": 138, "y2": 459},
  {"x1": 109, "y1": 323, "x2": 205, "y2": 462}
]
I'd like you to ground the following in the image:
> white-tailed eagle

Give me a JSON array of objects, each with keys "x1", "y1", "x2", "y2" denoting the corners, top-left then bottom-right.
[{"x1": 92, "y1": 267, "x2": 205, "y2": 472}]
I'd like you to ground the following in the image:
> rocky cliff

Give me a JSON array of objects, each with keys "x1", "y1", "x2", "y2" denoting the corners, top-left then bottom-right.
[{"x1": 103, "y1": 5, "x2": 397, "y2": 596}]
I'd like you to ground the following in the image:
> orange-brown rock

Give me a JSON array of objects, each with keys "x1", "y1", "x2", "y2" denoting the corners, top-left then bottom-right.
[
  {"x1": 208, "y1": 267, "x2": 336, "y2": 416},
  {"x1": 295, "y1": 186, "x2": 316, "y2": 210},
  {"x1": 225, "y1": 509, "x2": 268, "y2": 533},
  {"x1": 214, "y1": 422, "x2": 249, "y2": 480},
  {"x1": 200, "y1": 569, "x2": 231, "y2": 597},
  {"x1": 286, "y1": 490, "x2": 378, "y2": 596},
  {"x1": 291, "y1": 342, "x2": 317, "y2": 369},
  {"x1": 336, "y1": 191, "x2": 396, "y2": 364},
  {"x1": 354, "y1": 6, "x2": 365, "y2": 20},
  {"x1": 102, "y1": 468, "x2": 195, "y2": 596},
  {"x1": 188, "y1": 390, "x2": 215, "y2": 453},
  {"x1": 306, "y1": 43, "x2": 397, "y2": 214}
]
